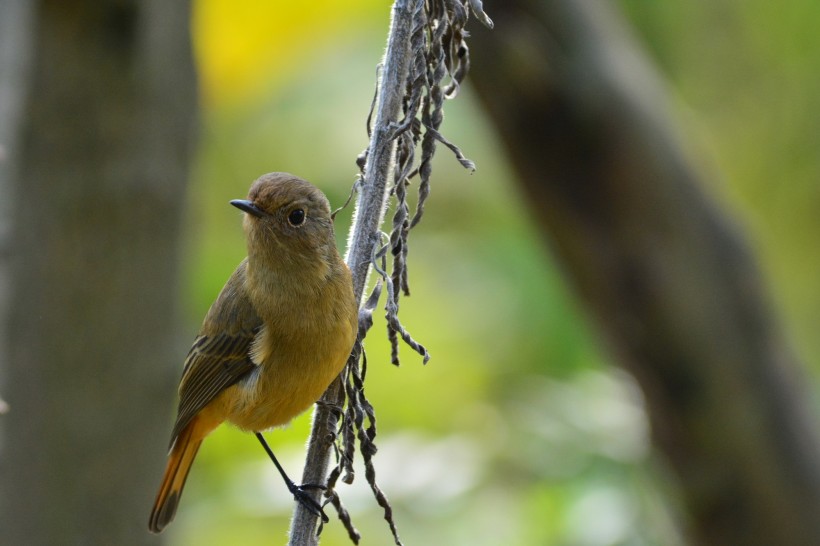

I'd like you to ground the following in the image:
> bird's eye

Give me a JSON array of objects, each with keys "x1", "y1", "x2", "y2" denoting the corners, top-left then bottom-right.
[{"x1": 287, "y1": 208, "x2": 306, "y2": 227}]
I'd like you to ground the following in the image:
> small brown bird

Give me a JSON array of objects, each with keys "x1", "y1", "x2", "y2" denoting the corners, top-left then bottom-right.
[{"x1": 149, "y1": 173, "x2": 358, "y2": 533}]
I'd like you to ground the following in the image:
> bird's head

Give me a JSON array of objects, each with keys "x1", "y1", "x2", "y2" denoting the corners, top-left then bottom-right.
[{"x1": 231, "y1": 172, "x2": 337, "y2": 267}]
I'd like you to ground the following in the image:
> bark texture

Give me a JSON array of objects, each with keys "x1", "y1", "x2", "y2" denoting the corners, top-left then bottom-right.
[
  {"x1": 0, "y1": 1, "x2": 197, "y2": 544},
  {"x1": 469, "y1": 1, "x2": 820, "y2": 544}
]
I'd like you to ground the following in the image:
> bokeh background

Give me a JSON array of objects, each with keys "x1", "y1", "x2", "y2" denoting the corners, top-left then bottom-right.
[
  {"x1": 175, "y1": 1, "x2": 820, "y2": 545},
  {"x1": 0, "y1": 1, "x2": 818, "y2": 545}
]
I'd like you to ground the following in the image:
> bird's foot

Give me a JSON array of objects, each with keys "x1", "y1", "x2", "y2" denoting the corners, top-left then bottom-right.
[{"x1": 288, "y1": 481, "x2": 329, "y2": 523}]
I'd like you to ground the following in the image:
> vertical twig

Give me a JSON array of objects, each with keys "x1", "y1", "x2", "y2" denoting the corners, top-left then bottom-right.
[
  {"x1": 289, "y1": 1, "x2": 491, "y2": 544},
  {"x1": 287, "y1": 2, "x2": 418, "y2": 544}
]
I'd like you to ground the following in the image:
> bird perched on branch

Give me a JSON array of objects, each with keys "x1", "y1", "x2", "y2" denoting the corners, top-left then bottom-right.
[{"x1": 149, "y1": 172, "x2": 358, "y2": 533}]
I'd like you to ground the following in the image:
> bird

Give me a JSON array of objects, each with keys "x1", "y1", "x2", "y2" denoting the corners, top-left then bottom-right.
[{"x1": 148, "y1": 172, "x2": 358, "y2": 533}]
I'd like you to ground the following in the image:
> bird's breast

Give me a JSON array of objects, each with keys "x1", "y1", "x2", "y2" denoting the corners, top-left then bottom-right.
[{"x1": 226, "y1": 306, "x2": 356, "y2": 432}]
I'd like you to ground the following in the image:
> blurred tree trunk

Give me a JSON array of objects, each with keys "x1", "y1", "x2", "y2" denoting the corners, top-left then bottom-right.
[
  {"x1": 469, "y1": 1, "x2": 820, "y2": 545},
  {"x1": 0, "y1": 0, "x2": 36, "y2": 422},
  {"x1": 0, "y1": 1, "x2": 197, "y2": 544}
]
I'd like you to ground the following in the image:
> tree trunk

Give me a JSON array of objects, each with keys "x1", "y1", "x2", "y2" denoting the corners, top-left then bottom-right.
[
  {"x1": 0, "y1": 1, "x2": 197, "y2": 544},
  {"x1": 469, "y1": 1, "x2": 820, "y2": 544}
]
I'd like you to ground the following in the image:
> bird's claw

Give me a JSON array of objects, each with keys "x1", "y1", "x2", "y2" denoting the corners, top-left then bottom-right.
[{"x1": 289, "y1": 482, "x2": 329, "y2": 523}]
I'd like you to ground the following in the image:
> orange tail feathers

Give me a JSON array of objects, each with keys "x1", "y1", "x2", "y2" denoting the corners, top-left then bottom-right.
[{"x1": 148, "y1": 416, "x2": 209, "y2": 533}]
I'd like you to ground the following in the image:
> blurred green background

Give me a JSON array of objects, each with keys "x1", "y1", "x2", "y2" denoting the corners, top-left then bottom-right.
[{"x1": 164, "y1": 1, "x2": 820, "y2": 545}]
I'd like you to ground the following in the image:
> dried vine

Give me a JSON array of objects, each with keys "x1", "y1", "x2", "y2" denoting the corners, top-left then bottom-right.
[{"x1": 288, "y1": 2, "x2": 491, "y2": 544}]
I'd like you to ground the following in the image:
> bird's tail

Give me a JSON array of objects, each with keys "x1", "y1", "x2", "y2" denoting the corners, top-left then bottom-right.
[{"x1": 148, "y1": 417, "x2": 205, "y2": 534}]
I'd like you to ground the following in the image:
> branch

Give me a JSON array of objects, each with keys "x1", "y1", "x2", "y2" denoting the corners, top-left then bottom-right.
[
  {"x1": 288, "y1": 2, "x2": 490, "y2": 543},
  {"x1": 287, "y1": 2, "x2": 418, "y2": 544}
]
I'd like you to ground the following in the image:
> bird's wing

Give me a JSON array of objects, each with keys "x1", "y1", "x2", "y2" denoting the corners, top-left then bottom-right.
[{"x1": 169, "y1": 260, "x2": 262, "y2": 446}]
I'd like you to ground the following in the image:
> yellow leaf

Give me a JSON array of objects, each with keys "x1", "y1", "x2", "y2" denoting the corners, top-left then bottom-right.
[{"x1": 193, "y1": 0, "x2": 386, "y2": 107}]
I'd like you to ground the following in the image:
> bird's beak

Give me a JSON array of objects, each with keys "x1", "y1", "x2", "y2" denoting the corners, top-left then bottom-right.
[{"x1": 230, "y1": 199, "x2": 265, "y2": 218}]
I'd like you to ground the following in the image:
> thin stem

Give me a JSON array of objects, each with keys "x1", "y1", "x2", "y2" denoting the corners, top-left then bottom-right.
[{"x1": 287, "y1": 2, "x2": 419, "y2": 545}]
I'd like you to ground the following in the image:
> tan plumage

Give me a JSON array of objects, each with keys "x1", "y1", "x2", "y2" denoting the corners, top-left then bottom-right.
[{"x1": 149, "y1": 173, "x2": 358, "y2": 533}]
